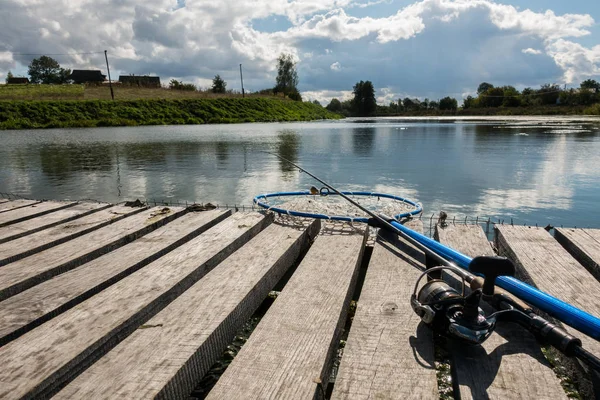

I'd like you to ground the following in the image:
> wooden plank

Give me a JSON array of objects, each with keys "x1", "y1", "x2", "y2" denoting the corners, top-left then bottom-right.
[
  {"x1": 207, "y1": 227, "x2": 367, "y2": 400},
  {"x1": 0, "y1": 204, "x2": 145, "y2": 266},
  {"x1": 332, "y1": 220, "x2": 438, "y2": 400},
  {"x1": 0, "y1": 199, "x2": 40, "y2": 212},
  {"x1": 495, "y1": 226, "x2": 600, "y2": 384},
  {"x1": 0, "y1": 201, "x2": 78, "y2": 228},
  {"x1": 55, "y1": 218, "x2": 321, "y2": 399},
  {"x1": 0, "y1": 212, "x2": 270, "y2": 399},
  {"x1": 436, "y1": 224, "x2": 566, "y2": 400},
  {"x1": 0, "y1": 206, "x2": 184, "y2": 301},
  {"x1": 0, "y1": 199, "x2": 9, "y2": 204},
  {"x1": 555, "y1": 228, "x2": 600, "y2": 282},
  {"x1": 0, "y1": 209, "x2": 230, "y2": 346},
  {"x1": 0, "y1": 202, "x2": 110, "y2": 244}
]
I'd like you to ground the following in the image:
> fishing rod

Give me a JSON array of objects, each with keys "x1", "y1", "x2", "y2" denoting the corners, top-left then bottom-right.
[{"x1": 266, "y1": 151, "x2": 600, "y2": 371}]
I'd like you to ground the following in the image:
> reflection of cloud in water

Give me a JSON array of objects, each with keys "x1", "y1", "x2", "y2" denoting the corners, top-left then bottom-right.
[{"x1": 473, "y1": 135, "x2": 573, "y2": 216}]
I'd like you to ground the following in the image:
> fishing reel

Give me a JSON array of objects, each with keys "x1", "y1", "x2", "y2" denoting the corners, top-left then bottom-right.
[{"x1": 411, "y1": 257, "x2": 516, "y2": 345}]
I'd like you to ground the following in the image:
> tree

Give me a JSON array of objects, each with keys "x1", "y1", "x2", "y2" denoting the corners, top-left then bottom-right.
[
  {"x1": 439, "y1": 96, "x2": 458, "y2": 111},
  {"x1": 275, "y1": 53, "x2": 299, "y2": 96},
  {"x1": 462, "y1": 95, "x2": 475, "y2": 109},
  {"x1": 211, "y1": 74, "x2": 227, "y2": 93},
  {"x1": 502, "y1": 86, "x2": 521, "y2": 107},
  {"x1": 326, "y1": 98, "x2": 342, "y2": 112},
  {"x1": 169, "y1": 79, "x2": 196, "y2": 91},
  {"x1": 477, "y1": 82, "x2": 494, "y2": 95},
  {"x1": 312, "y1": 99, "x2": 321, "y2": 106},
  {"x1": 538, "y1": 83, "x2": 560, "y2": 105},
  {"x1": 28, "y1": 56, "x2": 70, "y2": 84},
  {"x1": 479, "y1": 87, "x2": 504, "y2": 107},
  {"x1": 351, "y1": 80, "x2": 377, "y2": 116},
  {"x1": 403, "y1": 98, "x2": 415, "y2": 111},
  {"x1": 5, "y1": 71, "x2": 13, "y2": 83},
  {"x1": 581, "y1": 79, "x2": 600, "y2": 92}
]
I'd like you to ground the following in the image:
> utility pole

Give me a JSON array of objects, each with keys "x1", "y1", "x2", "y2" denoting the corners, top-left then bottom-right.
[
  {"x1": 239, "y1": 63, "x2": 245, "y2": 98},
  {"x1": 104, "y1": 50, "x2": 115, "y2": 101}
]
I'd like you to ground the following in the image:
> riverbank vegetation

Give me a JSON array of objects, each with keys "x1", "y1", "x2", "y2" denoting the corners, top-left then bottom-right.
[
  {"x1": 327, "y1": 79, "x2": 600, "y2": 116},
  {"x1": 0, "y1": 98, "x2": 341, "y2": 129}
]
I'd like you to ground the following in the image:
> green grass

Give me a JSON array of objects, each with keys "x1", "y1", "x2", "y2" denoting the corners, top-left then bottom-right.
[
  {"x1": 0, "y1": 98, "x2": 342, "y2": 129},
  {"x1": 0, "y1": 84, "x2": 84, "y2": 100}
]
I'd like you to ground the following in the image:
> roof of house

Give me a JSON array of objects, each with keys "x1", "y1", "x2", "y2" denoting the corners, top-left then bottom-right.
[
  {"x1": 7, "y1": 77, "x2": 29, "y2": 84},
  {"x1": 69, "y1": 70, "x2": 106, "y2": 82}
]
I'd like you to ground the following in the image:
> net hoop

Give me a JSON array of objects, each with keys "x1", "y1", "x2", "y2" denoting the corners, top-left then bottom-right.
[{"x1": 253, "y1": 191, "x2": 422, "y2": 223}]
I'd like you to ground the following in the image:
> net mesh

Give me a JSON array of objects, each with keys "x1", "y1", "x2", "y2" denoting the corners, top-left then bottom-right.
[{"x1": 263, "y1": 193, "x2": 418, "y2": 220}]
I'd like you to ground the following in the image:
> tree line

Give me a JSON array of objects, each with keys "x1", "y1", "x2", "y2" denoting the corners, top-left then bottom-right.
[{"x1": 325, "y1": 79, "x2": 600, "y2": 117}]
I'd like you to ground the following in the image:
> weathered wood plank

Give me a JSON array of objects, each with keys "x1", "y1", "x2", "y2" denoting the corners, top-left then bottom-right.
[
  {"x1": 55, "y1": 218, "x2": 320, "y2": 399},
  {"x1": 0, "y1": 199, "x2": 40, "y2": 212},
  {"x1": 0, "y1": 201, "x2": 78, "y2": 228},
  {"x1": 0, "y1": 206, "x2": 184, "y2": 301},
  {"x1": 496, "y1": 225, "x2": 600, "y2": 394},
  {"x1": 0, "y1": 212, "x2": 270, "y2": 399},
  {"x1": 0, "y1": 202, "x2": 110, "y2": 244},
  {"x1": 0, "y1": 209, "x2": 230, "y2": 346},
  {"x1": 436, "y1": 224, "x2": 566, "y2": 400},
  {"x1": 207, "y1": 228, "x2": 367, "y2": 400},
  {"x1": 0, "y1": 204, "x2": 144, "y2": 266},
  {"x1": 0, "y1": 199, "x2": 8, "y2": 204},
  {"x1": 332, "y1": 220, "x2": 438, "y2": 400},
  {"x1": 555, "y1": 228, "x2": 600, "y2": 282}
]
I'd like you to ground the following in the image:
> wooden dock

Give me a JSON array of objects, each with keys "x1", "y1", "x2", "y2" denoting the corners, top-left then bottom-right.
[{"x1": 0, "y1": 198, "x2": 599, "y2": 399}]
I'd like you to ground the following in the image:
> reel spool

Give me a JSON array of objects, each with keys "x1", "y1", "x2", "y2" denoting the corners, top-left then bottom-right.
[{"x1": 411, "y1": 265, "x2": 496, "y2": 344}]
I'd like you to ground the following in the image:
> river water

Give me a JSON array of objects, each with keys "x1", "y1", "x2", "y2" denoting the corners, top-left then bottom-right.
[{"x1": 1, "y1": 116, "x2": 599, "y2": 228}]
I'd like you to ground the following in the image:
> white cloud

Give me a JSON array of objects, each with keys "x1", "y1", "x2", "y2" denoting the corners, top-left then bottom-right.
[
  {"x1": 522, "y1": 48, "x2": 542, "y2": 55},
  {"x1": 546, "y1": 39, "x2": 600, "y2": 83},
  {"x1": 0, "y1": 0, "x2": 597, "y2": 98},
  {"x1": 330, "y1": 62, "x2": 341, "y2": 71}
]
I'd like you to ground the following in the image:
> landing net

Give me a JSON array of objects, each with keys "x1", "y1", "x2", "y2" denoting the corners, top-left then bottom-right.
[{"x1": 253, "y1": 189, "x2": 422, "y2": 223}]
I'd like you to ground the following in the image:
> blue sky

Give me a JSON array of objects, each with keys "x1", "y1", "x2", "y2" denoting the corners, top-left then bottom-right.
[{"x1": 0, "y1": 0, "x2": 599, "y2": 104}]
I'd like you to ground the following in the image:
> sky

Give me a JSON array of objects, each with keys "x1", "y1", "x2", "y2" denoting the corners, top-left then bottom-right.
[{"x1": 0, "y1": 0, "x2": 599, "y2": 105}]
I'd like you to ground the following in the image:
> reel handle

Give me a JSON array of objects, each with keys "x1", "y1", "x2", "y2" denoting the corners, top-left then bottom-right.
[{"x1": 469, "y1": 256, "x2": 516, "y2": 297}]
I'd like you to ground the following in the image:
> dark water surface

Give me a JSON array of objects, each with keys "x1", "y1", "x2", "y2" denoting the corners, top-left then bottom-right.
[{"x1": 1, "y1": 116, "x2": 599, "y2": 227}]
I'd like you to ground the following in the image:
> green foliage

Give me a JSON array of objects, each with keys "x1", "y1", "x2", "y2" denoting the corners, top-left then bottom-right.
[
  {"x1": 169, "y1": 79, "x2": 196, "y2": 91},
  {"x1": 326, "y1": 98, "x2": 342, "y2": 113},
  {"x1": 479, "y1": 87, "x2": 504, "y2": 107},
  {"x1": 287, "y1": 89, "x2": 302, "y2": 102},
  {"x1": 312, "y1": 99, "x2": 321, "y2": 107},
  {"x1": 584, "y1": 103, "x2": 600, "y2": 115},
  {"x1": 462, "y1": 95, "x2": 475, "y2": 109},
  {"x1": 439, "y1": 96, "x2": 458, "y2": 111},
  {"x1": 539, "y1": 84, "x2": 560, "y2": 105},
  {"x1": 211, "y1": 75, "x2": 227, "y2": 93},
  {"x1": 0, "y1": 98, "x2": 342, "y2": 129},
  {"x1": 477, "y1": 82, "x2": 494, "y2": 94},
  {"x1": 502, "y1": 86, "x2": 521, "y2": 107},
  {"x1": 275, "y1": 53, "x2": 299, "y2": 96},
  {"x1": 5, "y1": 71, "x2": 13, "y2": 84},
  {"x1": 580, "y1": 79, "x2": 600, "y2": 91},
  {"x1": 351, "y1": 80, "x2": 377, "y2": 116},
  {"x1": 28, "y1": 56, "x2": 70, "y2": 84}
]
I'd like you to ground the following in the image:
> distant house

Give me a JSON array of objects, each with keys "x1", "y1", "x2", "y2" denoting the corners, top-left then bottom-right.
[
  {"x1": 69, "y1": 70, "x2": 106, "y2": 84},
  {"x1": 119, "y1": 75, "x2": 161, "y2": 88},
  {"x1": 7, "y1": 77, "x2": 29, "y2": 84}
]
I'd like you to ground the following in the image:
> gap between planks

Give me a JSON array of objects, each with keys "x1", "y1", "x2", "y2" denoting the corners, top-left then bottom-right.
[
  {"x1": 207, "y1": 225, "x2": 367, "y2": 400},
  {"x1": 0, "y1": 212, "x2": 271, "y2": 399},
  {"x1": 0, "y1": 209, "x2": 230, "y2": 347},
  {"x1": 0, "y1": 206, "x2": 184, "y2": 301},
  {"x1": 55, "y1": 217, "x2": 321, "y2": 399},
  {"x1": 436, "y1": 223, "x2": 566, "y2": 400}
]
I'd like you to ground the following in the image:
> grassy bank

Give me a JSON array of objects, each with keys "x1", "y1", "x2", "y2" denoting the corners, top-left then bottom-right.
[{"x1": 0, "y1": 98, "x2": 342, "y2": 129}]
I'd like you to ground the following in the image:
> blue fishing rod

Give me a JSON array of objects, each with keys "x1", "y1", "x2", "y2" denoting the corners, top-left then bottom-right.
[{"x1": 266, "y1": 152, "x2": 600, "y2": 370}]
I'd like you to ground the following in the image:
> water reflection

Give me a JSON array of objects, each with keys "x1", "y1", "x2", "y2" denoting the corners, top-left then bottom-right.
[
  {"x1": 276, "y1": 131, "x2": 300, "y2": 176},
  {"x1": 352, "y1": 128, "x2": 375, "y2": 156},
  {"x1": 0, "y1": 118, "x2": 599, "y2": 228}
]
